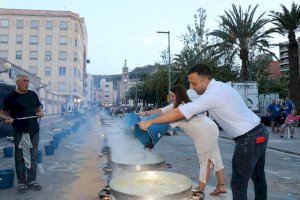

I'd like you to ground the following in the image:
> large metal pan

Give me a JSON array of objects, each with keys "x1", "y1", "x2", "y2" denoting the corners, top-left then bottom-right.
[
  {"x1": 111, "y1": 153, "x2": 166, "y2": 174},
  {"x1": 109, "y1": 171, "x2": 192, "y2": 200}
]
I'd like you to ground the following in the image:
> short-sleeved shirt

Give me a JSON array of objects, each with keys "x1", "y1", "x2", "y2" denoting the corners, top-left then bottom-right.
[
  {"x1": 179, "y1": 79, "x2": 260, "y2": 138},
  {"x1": 268, "y1": 104, "x2": 280, "y2": 117},
  {"x1": 2, "y1": 90, "x2": 41, "y2": 133},
  {"x1": 160, "y1": 103, "x2": 174, "y2": 113},
  {"x1": 285, "y1": 101, "x2": 294, "y2": 116}
]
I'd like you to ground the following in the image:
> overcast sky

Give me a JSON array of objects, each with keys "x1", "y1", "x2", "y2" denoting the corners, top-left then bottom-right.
[{"x1": 0, "y1": 0, "x2": 298, "y2": 75}]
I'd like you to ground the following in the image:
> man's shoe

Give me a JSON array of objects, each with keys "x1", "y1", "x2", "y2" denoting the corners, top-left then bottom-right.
[
  {"x1": 27, "y1": 181, "x2": 42, "y2": 191},
  {"x1": 17, "y1": 183, "x2": 27, "y2": 194}
]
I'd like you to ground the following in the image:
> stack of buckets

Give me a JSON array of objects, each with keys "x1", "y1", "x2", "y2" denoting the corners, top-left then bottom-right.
[
  {"x1": 44, "y1": 119, "x2": 82, "y2": 156},
  {"x1": 1, "y1": 146, "x2": 14, "y2": 189}
]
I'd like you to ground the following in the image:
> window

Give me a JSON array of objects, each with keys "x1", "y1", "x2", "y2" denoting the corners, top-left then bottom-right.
[
  {"x1": 16, "y1": 51, "x2": 22, "y2": 60},
  {"x1": 45, "y1": 67, "x2": 51, "y2": 76},
  {"x1": 29, "y1": 66, "x2": 37, "y2": 76},
  {"x1": 0, "y1": 35, "x2": 8, "y2": 44},
  {"x1": 59, "y1": 51, "x2": 67, "y2": 60},
  {"x1": 59, "y1": 67, "x2": 66, "y2": 76},
  {"x1": 16, "y1": 35, "x2": 23, "y2": 44},
  {"x1": 74, "y1": 53, "x2": 78, "y2": 61},
  {"x1": 60, "y1": 21, "x2": 68, "y2": 30},
  {"x1": 73, "y1": 68, "x2": 77, "y2": 77},
  {"x1": 105, "y1": 95, "x2": 109, "y2": 98},
  {"x1": 29, "y1": 36, "x2": 38, "y2": 44},
  {"x1": 58, "y1": 82, "x2": 67, "y2": 91},
  {"x1": 74, "y1": 39, "x2": 78, "y2": 47},
  {"x1": 45, "y1": 36, "x2": 52, "y2": 45},
  {"x1": 17, "y1": 20, "x2": 23, "y2": 29},
  {"x1": 75, "y1": 23, "x2": 78, "y2": 32},
  {"x1": 0, "y1": 19, "x2": 9, "y2": 28},
  {"x1": 30, "y1": 20, "x2": 39, "y2": 29},
  {"x1": 45, "y1": 51, "x2": 52, "y2": 61},
  {"x1": 46, "y1": 21, "x2": 53, "y2": 30},
  {"x1": 29, "y1": 51, "x2": 38, "y2": 60},
  {"x1": 59, "y1": 36, "x2": 68, "y2": 45},
  {"x1": 0, "y1": 50, "x2": 8, "y2": 59}
]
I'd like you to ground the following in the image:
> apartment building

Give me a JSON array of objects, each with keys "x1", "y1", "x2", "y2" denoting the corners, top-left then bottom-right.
[
  {"x1": 0, "y1": 8, "x2": 87, "y2": 101},
  {"x1": 279, "y1": 37, "x2": 300, "y2": 72}
]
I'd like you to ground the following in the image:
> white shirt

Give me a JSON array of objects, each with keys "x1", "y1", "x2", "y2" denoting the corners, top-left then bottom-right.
[{"x1": 179, "y1": 79, "x2": 260, "y2": 138}]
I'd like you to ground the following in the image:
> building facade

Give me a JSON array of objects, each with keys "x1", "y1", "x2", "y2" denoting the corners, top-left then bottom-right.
[
  {"x1": 0, "y1": 8, "x2": 88, "y2": 103},
  {"x1": 279, "y1": 37, "x2": 300, "y2": 72}
]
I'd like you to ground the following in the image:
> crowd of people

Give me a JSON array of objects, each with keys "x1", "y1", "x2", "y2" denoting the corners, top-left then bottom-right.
[{"x1": 267, "y1": 97, "x2": 299, "y2": 138}]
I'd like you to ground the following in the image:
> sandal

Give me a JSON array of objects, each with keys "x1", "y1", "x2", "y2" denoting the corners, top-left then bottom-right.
[
  {"x1": 209, "y1": 184, "x2": 227, "y2": 196},
  {"x1": 192, "y1": 188, "x2": 205, "y2": 200},
  {"x1": 17, "y1": 183, "x2": 27, "y2": 194},
  {"x1": 28, "y1": 181, "x2": 42, "y2": 191}
]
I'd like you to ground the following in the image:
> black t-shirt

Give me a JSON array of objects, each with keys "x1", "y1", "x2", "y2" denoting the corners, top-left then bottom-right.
[{"x1": 2, "y1": 90, "x2": 41, "y2": 133}]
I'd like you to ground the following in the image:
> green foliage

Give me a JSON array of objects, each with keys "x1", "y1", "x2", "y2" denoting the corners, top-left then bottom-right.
[{"x1": 208, "y1": 4, "x2": 276, "y2": 80}]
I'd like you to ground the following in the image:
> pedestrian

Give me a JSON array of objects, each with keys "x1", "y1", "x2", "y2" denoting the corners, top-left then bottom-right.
[
  {"x1": 280, "y1": 109, "x2": 299, "y2": 139},
  {"x1": 139, "y1": 63, "x2": 268, "y2": 200},
  {"x1": 267, "y1": 99, "x2": 281, "y2": 132},
  {"x1": 139, "y1": 85, "x2": 227, "y2": 199},
  {"x1": 284, "y1": 97, "x2": 294, "y2": 116},
  {"x1": 0, "y1": 73, "x2": 44, "y2": 193}
]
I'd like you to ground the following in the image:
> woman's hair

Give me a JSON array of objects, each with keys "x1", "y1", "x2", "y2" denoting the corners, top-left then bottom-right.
[{"x1": 170, "y1": 85, "x2": 191, "y2": 108}]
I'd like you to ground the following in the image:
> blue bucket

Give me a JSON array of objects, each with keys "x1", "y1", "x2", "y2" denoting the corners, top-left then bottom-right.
[
  {"x1": 124, "y1": 113, "x2": 140, "y2": 134},
  {"x1": 3, "y1": 146, "x2": 13, "y2": 158},
  {"x1": 44, "y1": 144, "x2": 54, "y2": 155},
  {"x1": 0, "y1": 169, "x2": 14, "y2": 189},
  {"x1": 37, "y1": 150, "x2": 42, "y2": 163},
  {"x1": 134, "y1": 122, "x2": 169, "y2": 149},
  {"x1": 50, "y1": 140, "x2": 59, "y2": 150},
  {"x1": 53, "y1": 134, "x2": 62, "y2": 141}
]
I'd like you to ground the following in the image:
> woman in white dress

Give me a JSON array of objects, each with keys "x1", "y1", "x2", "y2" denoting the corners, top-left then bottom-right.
[{"x1": 139, "y1": 85, "x2": 227, "y2": 199}]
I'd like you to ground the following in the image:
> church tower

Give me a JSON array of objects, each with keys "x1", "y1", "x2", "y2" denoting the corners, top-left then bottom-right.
[{"x1": 120, "y1": 59, "x2": 129, "y2": 104}]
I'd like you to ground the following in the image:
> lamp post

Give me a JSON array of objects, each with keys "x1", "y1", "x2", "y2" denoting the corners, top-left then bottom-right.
[
  {"x1": 0, "y1": 62, "x2": 12, "y2": 73},
  {"x1": 135, "y1": 70, "x2": 138, "y2": 109},
  {"x1": 157, "y1": 31, "x2": 171, "y2": 92}
]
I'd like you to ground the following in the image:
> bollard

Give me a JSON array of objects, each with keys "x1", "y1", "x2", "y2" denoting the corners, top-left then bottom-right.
[
  {"x1": 3, "y1": 146, "x2": 13, "y2": 158},
  {"x1": 44, "y1": 144, "x2": 54, "y2": 155},
  {"x1": 37, "y1": 150, "x2": 42, "y2": 163}
]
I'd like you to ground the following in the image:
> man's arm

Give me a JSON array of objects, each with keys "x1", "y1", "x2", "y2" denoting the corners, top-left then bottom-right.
[{"x1": 138, "y1": 108, "x2": 184, "y2": 131}]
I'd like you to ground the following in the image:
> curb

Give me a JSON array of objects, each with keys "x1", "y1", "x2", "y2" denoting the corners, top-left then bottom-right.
[{"x1": 219, "y1": 136, "x2": 300, "y2": 157}]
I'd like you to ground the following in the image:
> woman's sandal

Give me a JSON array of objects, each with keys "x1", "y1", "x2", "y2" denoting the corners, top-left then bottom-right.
[
  {"x1": 209, "y1": 184, "x2": 227, "y2": 196},
  {"x1": 17, "y1": 183, "x2": 27, "y2": 194},
  {"x1": 27, "y1": 181, "x2": 42, "y2": 191},
  {"x1": 192, "y1": 188, "x2": 205, "y2": 200}
]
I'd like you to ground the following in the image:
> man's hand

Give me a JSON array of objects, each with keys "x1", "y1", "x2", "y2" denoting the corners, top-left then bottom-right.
[
  {"x1": 4, "y1": 117, "x2": 14, "y2": 124},
  {"x1": 36, "y1": 111, "x2": 44, "y2": 118},
  {"x1": 138, "y1": 120, "x2": 153, "y2": 131}
]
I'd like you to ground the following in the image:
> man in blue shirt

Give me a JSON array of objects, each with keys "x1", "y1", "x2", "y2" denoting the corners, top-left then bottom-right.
[{"x1": 268, "y1": 100, "x2": 280, "y2": 132}]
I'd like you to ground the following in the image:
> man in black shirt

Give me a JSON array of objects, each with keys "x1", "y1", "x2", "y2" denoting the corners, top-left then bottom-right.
[{"x1": 1, "y1": 73, "x2": 44, "y2": 193}]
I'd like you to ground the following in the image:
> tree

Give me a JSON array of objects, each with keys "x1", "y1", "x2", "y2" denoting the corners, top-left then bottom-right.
[
  {"x1": 209, "y1": 4, "x2": 275, "y2": 80},
  {"x1": 270, "y1": 2, "x2": 300, "y2": 108}
]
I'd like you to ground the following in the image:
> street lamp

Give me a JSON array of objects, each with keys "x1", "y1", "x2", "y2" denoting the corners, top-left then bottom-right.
[
  {"x1": 0, "y1": 62, "x2": 12, "y2": 73},
  {"x1": 157, "y1": 31, "x2": 171, "y2": 92}
]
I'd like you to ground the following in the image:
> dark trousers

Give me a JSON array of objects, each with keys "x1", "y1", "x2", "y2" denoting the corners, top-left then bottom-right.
[
  {"x1": 13, "y1": 132, "x2": 39, "y2": 184},
  {"x1": 231, "y1": 124, "x2": 269, "y2": 200}
]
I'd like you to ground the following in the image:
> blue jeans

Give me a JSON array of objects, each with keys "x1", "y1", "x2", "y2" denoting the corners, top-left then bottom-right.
[
  {"x1": 13, "y1": 132, "x2": 39, "y2": 184},
  {"x1": 231, "y1": 124, "x2": 269, "y2": 200}
]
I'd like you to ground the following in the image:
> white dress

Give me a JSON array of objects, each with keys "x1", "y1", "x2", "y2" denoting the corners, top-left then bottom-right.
[{"x1": 160, "y1": 104, "x2": 224, "y2": 183}]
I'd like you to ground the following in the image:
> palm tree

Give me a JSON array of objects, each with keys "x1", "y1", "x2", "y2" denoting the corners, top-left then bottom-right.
[
  {"x1": 209, "y1": 4, "x2": 275, "y2": 80},
  {"x1": 270, "y1": 2, "x2": 300, "y2": 108}
]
